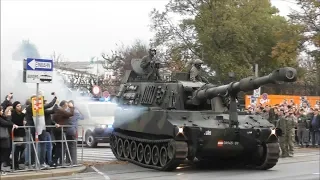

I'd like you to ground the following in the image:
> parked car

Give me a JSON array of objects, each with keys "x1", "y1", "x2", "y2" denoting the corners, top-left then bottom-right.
[{"x1": 76, "y1": 101, "x2": 117, "y2": 148}]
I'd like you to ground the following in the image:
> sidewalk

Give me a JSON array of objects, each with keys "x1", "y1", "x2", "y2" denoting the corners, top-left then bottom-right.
[{"x1": 0, "y1": 165, "x2": 87, "y2": 180}]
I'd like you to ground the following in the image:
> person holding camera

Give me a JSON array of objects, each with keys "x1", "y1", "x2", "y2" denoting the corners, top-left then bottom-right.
[
  {"x1": 51, "y1": 100, "x2": 74, "y2": 166},
  {"x1": 1, "y1": 93, "x2": 13, "y2": 111},
  {"x1": 24, "y1": 92, "x2": 57, "y2": 167}
]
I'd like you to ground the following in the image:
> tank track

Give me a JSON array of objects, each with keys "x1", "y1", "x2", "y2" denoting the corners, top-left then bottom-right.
[
  {"x1": 110, "y1": 131, "x2": 188, "y2": 171},
  {"x1": 254, "y1": 143, "x2": 280, "y2": 170}
]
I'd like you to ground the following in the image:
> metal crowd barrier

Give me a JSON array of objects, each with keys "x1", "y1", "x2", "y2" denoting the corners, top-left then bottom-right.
[{"x1": 10, "y1": 125, "x2": 84, "y2": 172}]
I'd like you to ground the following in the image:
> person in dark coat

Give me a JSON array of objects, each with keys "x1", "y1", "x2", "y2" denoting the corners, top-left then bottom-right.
[
  {"x1": 2, "y1": 106, "x2": 13, "y2": 168},
  {"x1": 0, "y1": 106, "x2": 18, "y2": 175},
  {"x1": 25, "y1": 95, "x2": 57, "y2": 131},
  {"x1": 11, "y1": 101, "x2": 26, "y2": 169},
  {"x1": 51, "y1": 100, "x2": 74, "y2": 166},
  {"x1": 24, "y1": 95, "x2": 57, "y2": 167},
  {"x1": 310, "y1": 108, "x2": 320, "y2": 147}
]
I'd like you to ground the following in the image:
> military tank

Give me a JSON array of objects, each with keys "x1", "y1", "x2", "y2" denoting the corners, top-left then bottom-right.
[{"x1": 110, "y1": 59, "x2": 297, "y2": 171}]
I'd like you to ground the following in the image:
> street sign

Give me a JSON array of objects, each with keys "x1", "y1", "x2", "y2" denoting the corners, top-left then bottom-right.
[
  {"x1": 261, "y1": 93, "x2": 268, "y2": 100},
  {"x1": 23, "y1": 58, "x2": 53, "y2": 84},
  {"x1": 253, "y1": 88, "x2": 261, "y2": 98},
  {"x1": 92, "y1": 85, "x2": 101, "y2": 96},
  {"x1": 102, "y1": 91, "x2": 110, "y2": 98},
  {"x1": 31, "y1": 96, "x2": 44, "y2": 116}
]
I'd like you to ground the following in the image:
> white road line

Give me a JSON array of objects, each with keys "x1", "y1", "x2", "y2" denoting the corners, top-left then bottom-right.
[
  {"x1": 312, "y1": 172, "x2": 319, "y2": 175},
  {"x1": 91, "y1": 166, "x2": 111, "y2": 180}
]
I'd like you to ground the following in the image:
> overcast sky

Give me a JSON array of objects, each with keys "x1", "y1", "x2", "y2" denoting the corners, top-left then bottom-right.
[{"x1": 1, "y1": 0, "x2": 299, "y2": 62}]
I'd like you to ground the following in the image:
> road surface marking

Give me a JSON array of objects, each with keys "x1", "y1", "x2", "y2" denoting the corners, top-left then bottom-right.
[
  {"x1": 312, "y1": 172, "x2": 319, "y2": 175},
  {"x1": 92, "y1": 166, "x2": 110, "y2": 180}
]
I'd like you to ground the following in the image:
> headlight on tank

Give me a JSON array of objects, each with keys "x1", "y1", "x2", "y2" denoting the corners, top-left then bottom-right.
[
  {"x1": 174, "y1": 126, "x2": 184, "y2": 135},
  {"x1": 270, "y1": 128, "x2": 282, "y2": 137},
  {"x1": 178, "y1": 127, "x2": 184, "y2": 133}
]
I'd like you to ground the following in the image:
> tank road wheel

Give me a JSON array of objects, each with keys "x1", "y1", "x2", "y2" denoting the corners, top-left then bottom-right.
[
  {"x1": 130, "y1": 141, "x2": 137, "y2": 160},
  {"x1": 144, "y1": 144, "x2": 152, "y2": 164},
  {"x1": 252, "y1": 143, "x2": 280, "y2": 170},
  {"x1": 159, "y1": 146, "x2": 168, "y2": 167},
  {"x1": 117, "y1": 138, "x2": 124, "y2": 157},
  {"x1": 151, "y1": 145, "x2": 160, "y2": 166},
  {"x1": 137, "y1": 143, "x2": 144, "y2": 163},
  {"x1": 167, "y1": 142, "x2": 175, "y2": 160},
  {"x1": 110, "y1": 135, "x2": 117, "y2": 149},
  {"x1": 123, "y1": 140, "x2": 130, "y2": 158}
]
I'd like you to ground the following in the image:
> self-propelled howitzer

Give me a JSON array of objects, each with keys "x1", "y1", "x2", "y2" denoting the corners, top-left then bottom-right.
[{"x1": 110, "y1": 62, "x2": 297, "y2": 172}]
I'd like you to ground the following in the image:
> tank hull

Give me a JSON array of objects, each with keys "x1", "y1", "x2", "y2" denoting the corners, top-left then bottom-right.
[{"x1": 111, "y1": 109, "x2": 280, "y2": 171}]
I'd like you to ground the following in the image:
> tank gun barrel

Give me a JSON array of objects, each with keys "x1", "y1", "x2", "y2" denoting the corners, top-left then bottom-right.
[{"x1": 187, "y1": 67, "x2": 297, "y2": 105}]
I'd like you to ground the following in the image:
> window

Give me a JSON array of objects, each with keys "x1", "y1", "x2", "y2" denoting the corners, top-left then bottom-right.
[{"x1": 87, "y1": 103, "x2": 116, "y2": 117}]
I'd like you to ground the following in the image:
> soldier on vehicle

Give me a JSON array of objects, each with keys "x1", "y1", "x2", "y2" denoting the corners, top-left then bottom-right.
[
  {"x1": 140, "y1": 48, "x2": 161, "y2": 80},
  {"x1": 189, "y1": 60, "x2": 209, "y2": 83}
]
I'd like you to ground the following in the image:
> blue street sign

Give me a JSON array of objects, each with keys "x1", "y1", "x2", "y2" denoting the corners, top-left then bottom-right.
[{"x1": 26, "y1": 58, "x2": 53, "y2": 71}]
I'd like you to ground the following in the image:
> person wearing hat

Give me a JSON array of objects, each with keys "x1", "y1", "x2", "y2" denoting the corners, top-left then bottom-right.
[
  {"x1": 11, "y1": 101, "x2": 26, "y2": 170},
  {"x1": 189, "y1": 59, "x2": 209, "y2": 83}
]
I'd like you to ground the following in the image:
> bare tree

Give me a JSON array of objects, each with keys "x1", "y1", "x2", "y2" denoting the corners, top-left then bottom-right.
[
  {"x1": 100, "y1": 39, "x2": 149, "y2": 94},
  {"x1": 51, "y1": 51, "x2": 64, "y2": 65}
]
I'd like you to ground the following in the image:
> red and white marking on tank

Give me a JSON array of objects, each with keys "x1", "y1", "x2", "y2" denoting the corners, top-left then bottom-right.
[{"x1": 217, "y1": 140, "x2": 224, "y2": 147}]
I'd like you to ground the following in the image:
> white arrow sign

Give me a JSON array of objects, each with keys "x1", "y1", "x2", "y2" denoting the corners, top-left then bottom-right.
[
  {"x1": 28, "y1": 59, "x2": 52, "y2": 70},
  {"x1": 28, "y1": 59, "x2": 36, "y2": 70}
]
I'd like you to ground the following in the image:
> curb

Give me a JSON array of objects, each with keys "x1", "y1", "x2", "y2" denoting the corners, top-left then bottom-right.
[{"x1": 0, "y1": 165, "x2": 87, "y2": 180}]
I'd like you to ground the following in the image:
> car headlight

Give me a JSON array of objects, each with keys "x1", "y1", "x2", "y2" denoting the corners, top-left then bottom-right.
[{"x1": 107, "y1": 124, "x2": 113, "y2": 128}]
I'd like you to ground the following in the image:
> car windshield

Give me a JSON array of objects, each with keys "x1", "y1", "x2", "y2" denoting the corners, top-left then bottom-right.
[{"x1": 88, "y1": 103, "x2": 116, "y2": 117}]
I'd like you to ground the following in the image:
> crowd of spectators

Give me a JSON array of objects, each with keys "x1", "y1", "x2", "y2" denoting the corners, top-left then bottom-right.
[
  {"x1": 0, "y1": 92, "x2": 83, "y2": 176},
  {"x1": 245, "y1": 99, "x2": 320, "y2": 157}
]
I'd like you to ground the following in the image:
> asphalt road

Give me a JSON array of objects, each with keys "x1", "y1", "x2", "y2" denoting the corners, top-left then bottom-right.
[
  {"x1": 77, "y1": 143, "x2": 115, "y2": 163},
  {"x1": 42, "y1": 147, "x2": 320, "y2": 180}
]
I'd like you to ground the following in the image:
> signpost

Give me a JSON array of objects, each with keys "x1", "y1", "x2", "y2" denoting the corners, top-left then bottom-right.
[
  {"x1": 23, "y1": 58, "x2": 53, "y2": 169},
  {"x1": 23, "y1": 58, "x2": 53, "y2": 84}
]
